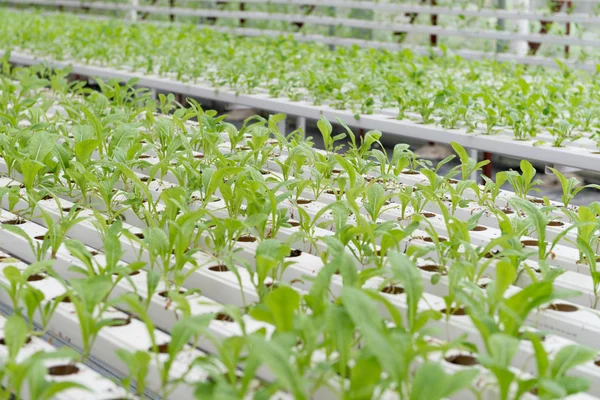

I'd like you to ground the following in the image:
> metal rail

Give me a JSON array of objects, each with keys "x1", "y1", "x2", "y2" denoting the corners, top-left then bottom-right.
[{"x1": 3, "y1": 0, "x2": 600, "y2": 48}]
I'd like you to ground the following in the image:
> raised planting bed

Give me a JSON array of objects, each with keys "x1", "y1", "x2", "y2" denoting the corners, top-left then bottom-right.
[{"x1": 0, "y1": 66, "x2": 599, "y2": 399}]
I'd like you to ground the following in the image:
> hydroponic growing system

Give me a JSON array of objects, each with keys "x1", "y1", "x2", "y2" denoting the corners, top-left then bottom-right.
[{"x1": 0, "y1": 0, "x2": 599, "y2": 399}]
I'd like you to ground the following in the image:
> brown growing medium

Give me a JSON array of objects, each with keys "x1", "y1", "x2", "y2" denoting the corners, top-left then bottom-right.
[
  {"x1": 148, "y1": 343, "x2": 170, "y2": 354},
  {"x1": 215, "y1": 313, "x2": 234, "y2": 322},
  {"x1": 380, "y1": 285, "x2": 404, "y2": 295},
  {"x1": 547, "y1": 221, "x2": 565, "y2": 227},
  {"x1": 236, "y1": 234, "x2": 257, "y2": 243},
  {"x1": 208, "y1": 264, "x2": 229, "y2": 272},
  {"x1": 521, "y1": 239, "x2": 541, "y2": 247},
  {"x1": 48, "y1": 364, "x2": 80, "y2": 376},
  {"x1": 0, "y1": 336, "x2": 32, "y2": 345},
  {"x1": 422, "y1": 236, "x2": 448, "y2": 243},
  {"x1": 471, "y1": 225, "x2": 488, "y2": 231},
  {"x1": 529, "y1": 198, "x2": 545, "y2": 205},
  {"x1": 112, "y1": 270, "x2": 141, "y2": 276},
  {"x1": 547, "y1": 303, "x2": 579, "y2": 312},
  {"x1": 296, "y1": 198, "x2": 313, "y2": 205},
  {"x1": 421, "y1": 212, "x2": 436, "y2": 218},
  {"x1": 158, "y1": 290, "x2": 185, "y2": 298},
  {"x1": 287, "y1": 249, "x2": 302, "y2": 258},
  {"x1": 440, "y1": 306, "x2": 467, "y2": 316},
  {"x1": 26, "y1": 273, "x2": 46, "y2": 282},
  {"x1": 62, "y1": 206, "x2": 83, "y2": 212},
  {"x1": 444, "y1": 354, "x2": 478, "y2": 366},
  {"x1": 2, "y1": 218, "x2": 26, "y2": 225},
  {"x1": 419, "y1": 265, "x2": 447, "y2": 275}
]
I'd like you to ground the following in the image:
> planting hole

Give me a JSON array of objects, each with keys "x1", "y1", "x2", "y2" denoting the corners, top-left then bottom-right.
[
  {"x1": 296, "y1": 198, "x2": 313, "y2": 205},
  {"x1": 440, "y1": 307, "x2": 467, "y2": 316},
  {"x1": 236, "y1": 234, "x2": 257, "y2": 243},
  {"x1": 194, "y1": 153, "x2": 204, "y2": 159},
  {"x1": 548, "y1": 221, "x2": 564, "y2": 227},
  {"x1": 471, "y1": 225, "x2": 487, "y2": 231},
  {"x1": 134, "y1": 232, "x2": 144, "y2": 239},
  {"x1": 518, "y1": 330, "x2": 546, "y2": 342},
  {"x1": 112, "y1": 270, "x2": 140, "y2": 277},
  {"x1": 484, "y1": 250, "x2": 500, "y2": 259},
  {"x1": 381, "y1": 285, "x2": 404, "y2": 295},
  {"x1": 148, "y1": 343, "x2": 169, "y2": 354},
  {"x1": 139, "y1": 154, "x2": 151, "y2": 159},
  {"x1": 421, "y1": 212, "x2": 436, "y2": 218},
  {"x1": 158, "y1": 290, "x2": 185, "y2": 298},
  {"x1": 105, "y1": 318, "x2": 131, "y2": 327},
  {"x1": 448, "y1": 179, "x2": 458, "y2": 184},
  {"x1": 209, "y1": 264, "x2": 229, "y2": 272},
  {"x1": 48, "y1": 364, "x2": 80, "y2": 376},
  {"x1": 521, "y1": 239, "x2": 540, "y2": 247},
  {"x1": 502, "y1": 208, "x2": 514, "y2": 215},
  {"x1": 419, "y1": 265, "x2": 447, "y2": 275},
  {"x1": 41, "y1": 194, "x2": 53, "y2": 201},
  {"x1": 62, "y1": 206, "x2": 83, "y2": 213},
  {"x1": 401, "y1": 170, "x2": 420, "y2": 175},
  {"x1": 34, "y1": 235, "x2": 45, "y2": 241},
  {"x1": 215, "y1": 313, "x2": 234, "y2": 322},
  {"x1": 444, "y1": 354, "x2": 478, "y2": 366},
  {"x1": 56, "y1": 295, "x2": 72, "y2": 303},
  {"x1": 288, "y1": 220, "x2": 300, "y2": 227},
  {"x1": 287, "y1": 249, "x2": 302, "y2": 258},
  {"x1": 547, "y1": 303, "x2": 579, "y2": 312},
  {"x1": 0, "y1": 336, "x2": 32, "y2": 345},
  {"x1": 2, "y1": 218, "x2": 26, "y2": 225},
  {"x1": 27, "y1": 274, "x2": 46, "y2": 282},
  {"x1": 423, "y1": 236, "x2": 448, "y2": 243}
]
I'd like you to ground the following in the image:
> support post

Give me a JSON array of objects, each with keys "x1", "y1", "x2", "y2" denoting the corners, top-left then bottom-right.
[
  {"x1": 513, "y1": 0, "x2": 531, "y2": 56},
  {"x1": 296, "y1": 116, "x2": 306, "y2": 133},
  {"x1": 496, "y1": 0, "x2": 507, "y2": 52},
  {"x1": 565, "y1": 1, "x2": 573, "y2": 57},
  {"x1": 129, "y1": 0, "x2": 138, "y2": 21},
  {"x1": 430, "y1": 0, "x2": 438, "y2": 46}
]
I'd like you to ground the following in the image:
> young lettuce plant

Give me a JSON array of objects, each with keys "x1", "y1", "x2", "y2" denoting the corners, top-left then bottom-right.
[
  {"x1": 504, "y1": 160, "x2": 543, "y2": 201},
  {"x1": 0, "y1": 315, "x2": 86, "y2": 400},
  {"x1": 548, "y1": 167, "x2": 600, "y2": 209},
  {"x1": 509, "y1": 198, "x2": 578, "y2": 262}
]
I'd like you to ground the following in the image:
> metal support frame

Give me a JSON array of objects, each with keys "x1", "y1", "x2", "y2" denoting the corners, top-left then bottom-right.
[{"x1": 5, "y1": 0, "x2": 600, "y2": 49}]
